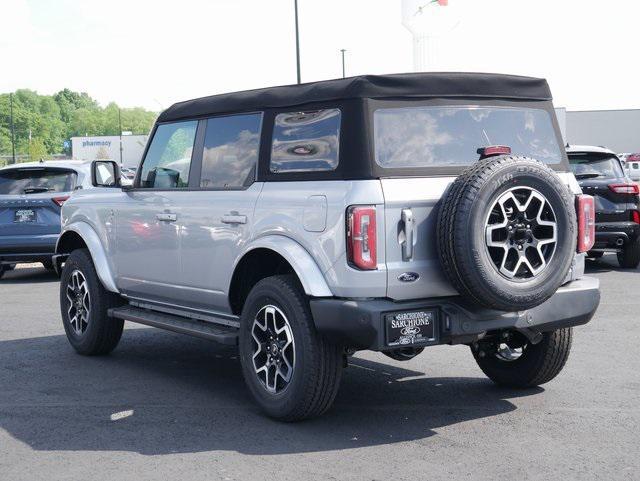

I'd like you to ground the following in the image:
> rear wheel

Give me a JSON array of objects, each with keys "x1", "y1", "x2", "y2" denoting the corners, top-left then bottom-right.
[
  {"x1": 239, "y1": 275, "x2": 343, "y2": 421},
  {"x1": 59, "y1": 249, "x2": 124, "y2": 355},
  {"x1": 472, "y1": 328, "x2": 572, "y2": 387},
  {"x1": 617, "y1": 237, "x2": 640, "y2": 268}
]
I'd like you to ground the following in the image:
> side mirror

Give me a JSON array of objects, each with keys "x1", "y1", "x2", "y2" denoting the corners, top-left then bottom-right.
[{"x1": 91, "y1": 160, "x2": 121, "y2": 188}]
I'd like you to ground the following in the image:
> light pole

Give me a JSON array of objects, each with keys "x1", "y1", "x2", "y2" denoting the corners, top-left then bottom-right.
[
  {"x1": 118, "y1": 108, "x2": 123, "y2": 166},
  {"x1": 340, "y1": 49, "x2": 347, "y2": 78},
  {"x1": 294, "y1": 0, "x2": 301, "y2": 83},
  {"x1": 9, "y1": 93, "x2": 16, "y2": 164}
]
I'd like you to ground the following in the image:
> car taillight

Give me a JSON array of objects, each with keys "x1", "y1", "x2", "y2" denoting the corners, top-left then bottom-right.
[
  {"x1": 52, "y1": 196, "x2": 70, "y2": 207},
  {"x1": 632, "y1": 210, "x2": 640, "y2": 224},
  {"x1": 346, "y1": 205, "x2": 377, "y2": 270},
  {"x1": 576, "y1": 195, "x2": 595, "y2": 253},
  {"x1": 608, "y1": 183, "x2": 639, "y2": 194}
]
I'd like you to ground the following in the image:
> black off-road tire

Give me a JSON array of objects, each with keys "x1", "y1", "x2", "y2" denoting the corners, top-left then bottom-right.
[
  {"x1": 59, "y1": 249, "x2": 125, "y2": 356},
  {"x1": 617, "y1": 237, "x2": 640, "y2": 269},
  {"x1": 239, "y1": 275, "x2": 343, "y2": 421},
  {"x1": 437, "y1": 155, "x2": 577, "y2": 311},
  {"x1": 473, "y1": 328, "x2": 573, "y2": 387}
]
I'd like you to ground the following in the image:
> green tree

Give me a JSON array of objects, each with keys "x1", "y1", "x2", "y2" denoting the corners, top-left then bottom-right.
[
  {"x1": 28, "y1": 138, "x2": 47, "y2": 161},
  {"x1": 0, "y1": 88, "x2": 157, "y2": 157}
]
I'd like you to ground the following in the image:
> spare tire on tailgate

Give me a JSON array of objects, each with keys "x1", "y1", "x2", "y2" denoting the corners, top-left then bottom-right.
[{"x1": 437, "y1": 155, "x2": 576, "y2": 311}]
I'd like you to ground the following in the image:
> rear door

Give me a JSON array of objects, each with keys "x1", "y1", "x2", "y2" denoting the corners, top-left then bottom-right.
[
  {"x1": 179, "y1": 113, "x2": 263, "y2": 313},
  {"x1": 372, "y1": 102, "x2": 567, "y2": 300},
  {"x1": 0, "y1": 167, "x2": 76, "y2": 239}
]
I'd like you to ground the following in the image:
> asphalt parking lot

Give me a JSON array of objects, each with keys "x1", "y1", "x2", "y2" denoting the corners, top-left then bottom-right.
[{"x1": 0, "y1": 258, "x2": 638, "y2": 481}]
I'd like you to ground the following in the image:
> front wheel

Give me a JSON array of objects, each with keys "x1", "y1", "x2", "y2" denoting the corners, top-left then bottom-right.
[
  {"x1": 60, "y1": 249, "x2": 124, "y2": 355},
  {"x1": 239, "y1": 275, "x2": 343, "y2": 421},
  {"x1": 617, "y1": 237, "x2": 640, "y2": 269},
  {"x1": 472, "y1": 328, "x2": 572, "y2": 387}
]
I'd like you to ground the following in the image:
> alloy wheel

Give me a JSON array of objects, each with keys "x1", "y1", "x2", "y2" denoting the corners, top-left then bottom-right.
[
  {"x1": 66, "y1": 269, "x2": 91, "y2": 335},
  {"x1": 251, "y1": 305, "x2": 295, "y2": 394},
  {"x1": 485, "y1": 186, "x2": 558, "y2": 279}
]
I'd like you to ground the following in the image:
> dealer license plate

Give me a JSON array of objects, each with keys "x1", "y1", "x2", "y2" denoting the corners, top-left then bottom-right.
[
  {"x1": 14, "y1": 209, "x2": 36, "y2": 223},
  {"x1": 385, "y1": 309, "x2": 438, "y2": 347}
]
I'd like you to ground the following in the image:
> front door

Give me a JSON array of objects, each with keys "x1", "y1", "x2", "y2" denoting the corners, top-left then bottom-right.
[{"x1": 114, "y1": 120, "x2": 198, "y2": 304}]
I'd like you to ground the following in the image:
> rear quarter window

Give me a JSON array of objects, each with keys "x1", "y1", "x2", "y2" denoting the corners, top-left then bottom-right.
[
  {"x1": 270, "y1": 109, "x2": 341, "y2": 173},
  {"x1": 0, "y1": 168, "x2": 77, "y2": 195}
]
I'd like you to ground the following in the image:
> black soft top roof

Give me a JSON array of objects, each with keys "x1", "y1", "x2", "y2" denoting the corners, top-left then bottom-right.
[{"x1": 157, "y1": 72, "x2": 552, "y2": 123}]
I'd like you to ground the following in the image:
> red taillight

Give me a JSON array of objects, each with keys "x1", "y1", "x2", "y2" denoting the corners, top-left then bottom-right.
[
  {"x1": 576, "y1": 195, "x2": 595, "y2": 253},
  {"x1": 346, "y1": 205, "x2": 377, "y2": 270},
  {"x1": 608, "y1": 183, "x2": 639, "y2": 194},
  {"x1": 478, "y1": 145, "x2": 511, "y2": 159},
  {"x1": 52, "y1": 196, "x2": 70, "y2": 207},
  {"x1": 632, "y1": 211, "x2": 640, "y2": 224}
]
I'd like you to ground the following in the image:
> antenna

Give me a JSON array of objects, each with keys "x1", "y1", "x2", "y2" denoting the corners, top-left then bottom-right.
[{"x1": 401, "y1": 0, "x2": 461, "y2": 71}]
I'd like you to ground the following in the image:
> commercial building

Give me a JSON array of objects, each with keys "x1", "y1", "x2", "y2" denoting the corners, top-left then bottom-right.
[{"x1": 71, "y1": 134, "x2": 148, "y2": 168}]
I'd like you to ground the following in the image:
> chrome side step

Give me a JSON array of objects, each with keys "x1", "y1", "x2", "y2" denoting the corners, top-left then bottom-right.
[{"x1": 108, "y1": 306, "x2": 238, "y2": 345}]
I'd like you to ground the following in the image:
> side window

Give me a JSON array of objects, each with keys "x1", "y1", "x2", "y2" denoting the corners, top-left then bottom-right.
[
  {"x1": 270, "y1": 109, "x2": 341, "y2": 173},
  {"x1": 200, "y1": 113, "x2": 262, "y2": 189},
  {"x1": 139, "y1": 121, "x2": 198, "y2": 188}
]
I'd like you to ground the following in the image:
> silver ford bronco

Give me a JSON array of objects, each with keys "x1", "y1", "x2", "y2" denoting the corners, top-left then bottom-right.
[{"x1": 55, "y1": 73, "x2": 600, "y2": 421}]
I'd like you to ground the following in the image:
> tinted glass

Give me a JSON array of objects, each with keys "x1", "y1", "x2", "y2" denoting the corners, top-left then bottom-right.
[
  {"x1": 0, "y1": 168, "x2": 77, "y2": 195},
  {"x1": 140, "y1": 121, "x2": 197, "y2": 188},
  {"x1": 569, "y1": 154, "x2": 625, "y2": 178},
  {"x1": 200, "y1": 113, "x2": 262, "y2": 189},
  {"x1": 374, "y1": 106, "x2": 563, "y2": 168},
  {"x1": 271, "y1": 109, "x2": 340, "y2": 173}
]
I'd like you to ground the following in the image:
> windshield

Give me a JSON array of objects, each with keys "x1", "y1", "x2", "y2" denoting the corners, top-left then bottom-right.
[
  {"x1": 0, "y1": 168, "x2": 77, "y2": 195},
  {"x1": 568, "y1": 154, "x2": 625, "y2": 179},
  {"x1": 374, "y1": 106, "x2": 563, "y2": 168}
]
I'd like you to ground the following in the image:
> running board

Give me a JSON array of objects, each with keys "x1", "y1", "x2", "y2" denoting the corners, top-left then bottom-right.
[{"x1": 108, "y1": 306, "x2": 238, "y2": 345}]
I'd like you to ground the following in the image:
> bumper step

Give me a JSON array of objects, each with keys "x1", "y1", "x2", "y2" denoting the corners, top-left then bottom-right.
[{"x1": 108, "y1": 306, "x2": 238, "y2": 345}]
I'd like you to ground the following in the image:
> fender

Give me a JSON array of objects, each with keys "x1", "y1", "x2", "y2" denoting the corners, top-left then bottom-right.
[
  {"x1": 238, "y1": 235, "x2": 333, "y2": 297},
  {"x1": 56, "y1": 223, "x2": 119, "y2": 293}
]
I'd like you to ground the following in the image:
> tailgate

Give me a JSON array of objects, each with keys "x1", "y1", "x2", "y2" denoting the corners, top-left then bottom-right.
[
  {"x1": 381, "y1": 177, "x2": 458, "y2": 300},
  {"x1": 0, "y1": 196, "x2": 63, "y2": 236}
]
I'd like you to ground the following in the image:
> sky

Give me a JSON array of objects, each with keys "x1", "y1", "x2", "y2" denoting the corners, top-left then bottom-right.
[{"x1": 1, "y1": 0, "x2": 639, "y2": 112}]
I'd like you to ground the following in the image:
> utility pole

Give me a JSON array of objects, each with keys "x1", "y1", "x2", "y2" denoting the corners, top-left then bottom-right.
[
  {"x1": 118, "y1": 107, "x2": 123, "y2": 166},
  {"x1": 340, "y1": 49, "x2": 347, "y2": 78},
  {"x1": 9, "y1": 93, "x2": 16, "y2": 164},
  {"x1": 294, "y1": 0, "x2": 301, "y2": 84}
]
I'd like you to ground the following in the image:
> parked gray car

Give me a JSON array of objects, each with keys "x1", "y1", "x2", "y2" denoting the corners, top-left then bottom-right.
[
  {"x1": 0, "y1": 160, "x2": 93, "y2": 277},
  {"x1": 55, "y1": 73, "x2": 601, "y2": 420}
]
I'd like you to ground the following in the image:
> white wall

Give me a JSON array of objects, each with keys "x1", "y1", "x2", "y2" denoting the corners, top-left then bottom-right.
[
  {"x1": 71, "y1": 135, "x2": 148, "y2": 168},
  {"x1": 566, "y1": 110, "x2": 640, "y2": 153}
]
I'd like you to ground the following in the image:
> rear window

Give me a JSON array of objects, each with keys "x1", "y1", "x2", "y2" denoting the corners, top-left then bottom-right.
[
  {"x1": 0, "y1": 168, "x2": 77, "y2": 195},
  {"x1": 568, "y1": 154, "x2": 625, "y2": 179},
  {"x1": 374, "y1": 106, "x2": 563, "y2": 169}
]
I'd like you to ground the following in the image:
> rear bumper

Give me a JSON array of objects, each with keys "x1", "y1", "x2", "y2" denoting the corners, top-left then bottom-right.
[
  {"x1": 310, "y1": 276, "x2": 600, "y2": 351},
  {"x1": 592, "y1": 221, "x2": 640, "y2": 251},
  {"x1": 0, "y1": 234, "x2": 58, "y2": 263}
]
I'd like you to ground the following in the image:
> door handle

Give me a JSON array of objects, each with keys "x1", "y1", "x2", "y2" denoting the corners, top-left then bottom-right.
[
  {"x1": 156, "y1": 212, "x2": 177, "y2": 222},
  {"x1": 221, "y1": 213, "x2": 247, "y2": 225},
  {"x1": 401, "y1": 208, "x2": 414, "y2": 261}
]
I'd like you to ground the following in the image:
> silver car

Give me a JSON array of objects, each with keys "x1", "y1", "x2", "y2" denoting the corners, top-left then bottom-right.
[{"x1": 55, "y1": 73, "x2": 601, "y2": 421}]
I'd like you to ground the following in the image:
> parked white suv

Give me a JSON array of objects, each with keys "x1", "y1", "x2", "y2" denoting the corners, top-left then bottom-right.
[{"x1": 55, "y1": 73, "x2": 600, "y2": 420}]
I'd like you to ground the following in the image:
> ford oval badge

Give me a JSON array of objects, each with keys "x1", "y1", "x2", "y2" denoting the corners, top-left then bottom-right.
[{"x1": 398, "y1": 272, "x2": 420, "y2": 283}]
